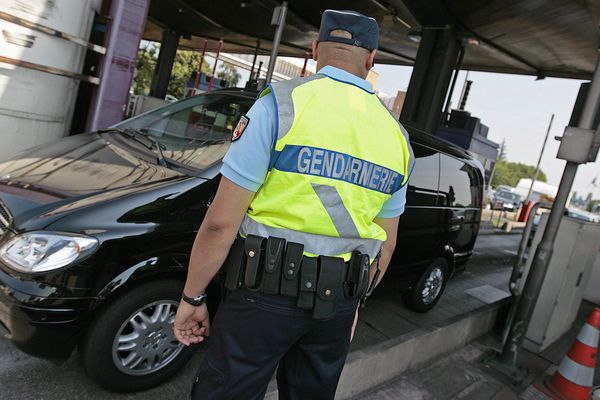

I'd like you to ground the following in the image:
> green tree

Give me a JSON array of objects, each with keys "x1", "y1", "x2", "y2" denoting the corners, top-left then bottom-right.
[
  {"x1": 589, "y1": 199, "x2": 600, "y2": 213},
  {"x1": 217, "y1": 62, "x2": 242, "y2": 87},
  {"x1": 132, "y1": 45, "x2": 211, "y2": 98},
  {"x1": 133, "y1": 45, "x2": 157, "y2": 95},
  {"x1": 497, "y1": 139, "x2": 506, "y2": 161},
  {"x1": 167, "y1": 50, "x2": 211, "y2": 99},
  {"x1": 491, "y1": 159, "x2": 547, "y2": 188}
]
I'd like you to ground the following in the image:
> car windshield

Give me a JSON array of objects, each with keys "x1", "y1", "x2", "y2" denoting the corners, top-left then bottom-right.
[
  {"x1": 496, "y1": 189, "x2": 520, "y2": 202},
  {"x1": 114, "y1": 93, "x2": 255, "y2": 171}
]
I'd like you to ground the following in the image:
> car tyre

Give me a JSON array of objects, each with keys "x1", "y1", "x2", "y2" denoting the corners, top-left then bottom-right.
[
  {"x1": 402, "y1": 258, "x2": 448, "y2": 313},
  {"x1": 80, "y1": 280, "x2": 197, "y2": 392}
]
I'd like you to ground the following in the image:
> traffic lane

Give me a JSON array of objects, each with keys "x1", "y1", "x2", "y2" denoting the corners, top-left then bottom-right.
[
  {"x1": 0, "y1": 340, "x2": 203, "y2": 400},
  {"x1": 0, "y1": 233, "x2": 521, "y2": 399},
  {"x1": 471, "y1": 232, "x2": 521, "y2": 263}
]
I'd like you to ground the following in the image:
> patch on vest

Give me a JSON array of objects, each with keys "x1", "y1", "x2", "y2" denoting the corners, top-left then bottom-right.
[
  {"x1": 232, "y1": 115, "x2": 249, "y2": 142},
  {"x1": 272, "y1": 145, "x2": 404, "y2": 195}
]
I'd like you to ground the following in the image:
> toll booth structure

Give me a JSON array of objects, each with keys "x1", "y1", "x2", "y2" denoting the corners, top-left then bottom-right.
[
  {"x1": 1, "y1": 0, "x2": 598, "y2": 163},
  {"x1": 0, "y1": 0, "x2": 599, "y2": 397}
]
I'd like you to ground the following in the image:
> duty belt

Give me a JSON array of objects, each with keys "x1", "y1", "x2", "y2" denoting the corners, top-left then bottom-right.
[{"x1": 222, "y1": 235, "x2": 374, "y2": 320}]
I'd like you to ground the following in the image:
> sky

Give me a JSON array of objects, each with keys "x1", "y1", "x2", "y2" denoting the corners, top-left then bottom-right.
[{"x1": 371, "y1": 64, "x2": 599, "y2": 200}]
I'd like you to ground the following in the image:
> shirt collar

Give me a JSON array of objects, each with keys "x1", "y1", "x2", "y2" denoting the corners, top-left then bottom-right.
[{"x1": 316, "y1": 65, "x2": 374, "y2": 94}]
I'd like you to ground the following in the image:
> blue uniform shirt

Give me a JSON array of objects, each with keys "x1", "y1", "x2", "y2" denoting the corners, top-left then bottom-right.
[{"x1": 221, "y1": 66, "x2": 408, "y2": 218}]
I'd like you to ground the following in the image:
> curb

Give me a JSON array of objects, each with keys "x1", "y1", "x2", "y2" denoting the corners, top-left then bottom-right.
[
  {"x1": 478, "y1": 229, "x2": 524, "y2": 236},
  {"x1": 264, "y1": 298, "x2": 510, "y2": 400}
]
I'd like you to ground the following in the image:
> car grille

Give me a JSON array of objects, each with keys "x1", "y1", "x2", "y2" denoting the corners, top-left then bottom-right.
[{"x1": 0, "y1": 200, "x2": 11, "y2": 237}]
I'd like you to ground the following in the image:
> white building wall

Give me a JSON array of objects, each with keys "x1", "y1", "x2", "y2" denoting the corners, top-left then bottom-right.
[{"x1": 0, "y1": 0, "x2": 102, "y2": 161}]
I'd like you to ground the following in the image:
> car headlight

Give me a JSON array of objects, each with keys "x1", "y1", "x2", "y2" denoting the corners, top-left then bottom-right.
[{"x1": 0, "y1": 232, "x2": 98, "y2": 273}]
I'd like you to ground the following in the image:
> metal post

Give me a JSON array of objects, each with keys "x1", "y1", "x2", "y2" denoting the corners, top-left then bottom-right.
[
  {"x1": 501, "y1": 201, "x2": 553, "y2": 346},
  {"x1": 86, "y1": 0, "x2": 150, "y2": 131},
  {"x1": 265, "y1": 1, "x2": 288, "y2": 84},
  {"x1": 207, "y1": 39, "x2": 223, "y2": 93},
  {"x1": 443, "y1": 46, "x2": 465, "y2": 116},
  {"x1": 150, "y1": 28, "x2": 180, "y2": 99},
  {"x1": 192, "y1": 38, "x2": 208, "y2": 92},
  {"x1": 249, "y1": 40, "x2": 260, "y2": 81},
  {"x1": 256, "y1": 61, "x2": 263, "y2": 81},
  {"x1": 489, "y1": 54, "x2": 600, "y2": 385},
  {"x1": 400, "y1": 26, "x2": 461, "y2": 132},
  {"x1": 458, "y1": 73, "x2": 472, "y2": 111},
  {"x1": 525, "y1": 114, "x2": 554, "y2": 202},
  {"x1": 301, "y1": 51, "x2": 310, "y2": 77}
]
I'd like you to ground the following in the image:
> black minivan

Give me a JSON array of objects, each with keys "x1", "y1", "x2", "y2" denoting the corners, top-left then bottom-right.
[{"x1": 0, "y1": 89, "x2": 483, "y2": 392}]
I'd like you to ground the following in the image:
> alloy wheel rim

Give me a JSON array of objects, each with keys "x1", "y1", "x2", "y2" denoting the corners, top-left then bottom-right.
[
  {"x1": 112, "y1": 300, "x2": 183, "y2": 376},
  {"x1": 421, "y1": 267, "x2": 444, "y2": 304}
]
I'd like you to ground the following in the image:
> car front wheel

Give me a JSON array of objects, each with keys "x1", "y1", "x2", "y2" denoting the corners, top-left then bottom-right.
[
  {"x1": 80, "y1": 280, "x2": 197, "y2": 392},
  {"x1": 402, "y1": 258, "x2": 448, "y2": 312}
]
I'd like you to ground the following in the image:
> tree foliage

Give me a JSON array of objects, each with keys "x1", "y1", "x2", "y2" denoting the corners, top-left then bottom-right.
[
  {"x1": 497, "y1": 139, "x2": 506, "y2": 161},
  {"x1": 133, "y1": 46, "x2": 157, "y2": 96},
  {"x1": 168, "y1": 50, "x2": 211, "y2": 98},
  {"x1": 217, "y1": 62, "x2": 242, "y2": 87},
  {"x1": 491, "y1": 159, "x2": 547, "y2": 188},
  {"x1": 133, "y1": 44, "x2": 212, "y2": 99},
  {"x1": 589, "y1": 199, "x2": 600, "y2": 213}
]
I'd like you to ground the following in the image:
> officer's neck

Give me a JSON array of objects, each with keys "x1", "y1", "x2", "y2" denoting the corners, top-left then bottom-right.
[{"x1": 318, "y1": 61, "x2": 368, "y2": 80}]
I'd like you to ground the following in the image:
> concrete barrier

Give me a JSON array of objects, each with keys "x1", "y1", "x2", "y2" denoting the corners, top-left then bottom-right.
[{"x1": 502, "y1": 221, "x2": 526, "y2": 232}]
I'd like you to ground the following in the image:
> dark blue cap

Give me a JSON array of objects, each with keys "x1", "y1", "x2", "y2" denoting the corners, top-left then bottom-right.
[{"x1": 317, "y1": 10, "x2": 379, "y2": 51}]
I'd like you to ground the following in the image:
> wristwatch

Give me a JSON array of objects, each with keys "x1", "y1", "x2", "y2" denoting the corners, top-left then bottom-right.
[{"x1": 181, "y1": 292, "x2": 207, "y2": 307}]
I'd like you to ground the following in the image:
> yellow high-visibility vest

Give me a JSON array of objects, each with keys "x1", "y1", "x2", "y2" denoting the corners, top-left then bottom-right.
[{"x1": 240, "y1": 74, "x2": 414, "y2": 260}]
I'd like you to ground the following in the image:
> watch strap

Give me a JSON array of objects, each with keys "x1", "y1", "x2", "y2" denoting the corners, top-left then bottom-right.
[{"x1": 181, "y1": 292, "x2": 207, "y2": 307}]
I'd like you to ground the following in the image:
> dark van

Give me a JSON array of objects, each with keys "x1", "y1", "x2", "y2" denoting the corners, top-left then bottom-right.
[{"x1": 0, "y1": 89, "x2": 483, "y2": 392}]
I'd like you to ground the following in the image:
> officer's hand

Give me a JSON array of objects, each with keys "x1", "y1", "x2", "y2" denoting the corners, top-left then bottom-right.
[{"x1": 174, "y1": 301, "x2": 210, "y2": 346}]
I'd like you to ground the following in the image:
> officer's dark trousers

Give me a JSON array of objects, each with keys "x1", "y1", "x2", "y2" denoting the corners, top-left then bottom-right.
[{"x1": 190, "y1": 288, "x2": 358, "y2": 400}]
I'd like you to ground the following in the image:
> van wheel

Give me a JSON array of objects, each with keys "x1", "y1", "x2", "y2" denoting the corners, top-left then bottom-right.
[
  {"x1": 402, "y1": 258, "x2": 448, "y2": 313},
  {"x1": 80, "y1": 280, "x2": 197, "y2": 392}
]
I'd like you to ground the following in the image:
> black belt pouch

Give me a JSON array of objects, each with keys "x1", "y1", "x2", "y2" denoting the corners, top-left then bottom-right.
[
  {"x1": 280, "y1": 242, "x2": 304, "y2": 297},
  {"x1": 345, "y1": 251, "x2": 370, "y2": 299},
  {"x1": 223, "y1": 237, "x2": 247, "y2": 291},
  {"x1": 244, "y1": 235, "x2": 266, "y2": 291},
  {"x1": 297, "y1": 257, "x2": 317, "y2": 309},
  {"x1": 261, "y1": 237, "x2": 286, "y2": 295},
  {"x1": 313, "y1": 256, "x2": 346, "y2": 320}
]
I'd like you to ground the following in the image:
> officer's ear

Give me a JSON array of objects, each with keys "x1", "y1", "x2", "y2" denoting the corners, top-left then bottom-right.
[
  {"x1": 366, "y1": 49, "x2": 377, "y2": 71},
  {"x1": 312, "y1": 39, "x2": 319, "y2": 61}
]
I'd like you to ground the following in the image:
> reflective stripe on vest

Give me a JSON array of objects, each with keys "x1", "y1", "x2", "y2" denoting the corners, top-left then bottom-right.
[
  {"x1": 242, "y1": 74, "x2": 413, "y2": 260},
  {"x1": 240, "y1": 216, "x2": 383, "y2": 259}
]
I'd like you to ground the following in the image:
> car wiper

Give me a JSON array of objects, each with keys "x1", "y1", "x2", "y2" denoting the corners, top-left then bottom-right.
[
  {"x1": 144, "y1": 134, "x2": 168, "y2": 167},
  {"x1": 99, "y1": 127, "x2": 153, "y2": 149},
  {"x1": 106, "y1": 128, "x2": 169, "y2": 167}
]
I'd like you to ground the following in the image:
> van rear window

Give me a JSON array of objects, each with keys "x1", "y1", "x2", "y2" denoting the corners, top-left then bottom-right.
[
  {"x1": 439, "y1": 155, "x2": 479, "y2": 208},
  {"x1": 406, "y1": 144, "x2": 439, "y2": 207}
]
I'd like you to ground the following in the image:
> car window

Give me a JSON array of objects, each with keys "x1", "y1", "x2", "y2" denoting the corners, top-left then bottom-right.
[
  {"x1": 439, "y1": 154, "x2": 479, "y2": 208},
  {"x1": 495, "y1": 190, "x2": 520, "y2": 202},
  {"x1": 406, "y1": 143, "x2": 439, "y2": 206},
  {"x1": 117, "y1": 94, "x2": 254, "y2": 171}
]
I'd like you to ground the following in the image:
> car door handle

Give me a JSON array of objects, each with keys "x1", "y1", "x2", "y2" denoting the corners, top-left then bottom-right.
[{"x1": 448, "y1": 216, "x2": 464, "y2": 224}]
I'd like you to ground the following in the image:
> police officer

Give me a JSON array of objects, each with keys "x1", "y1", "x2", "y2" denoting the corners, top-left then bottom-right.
[{"x1": 174, "y1": 9, "x2": 414, "y2": 400}]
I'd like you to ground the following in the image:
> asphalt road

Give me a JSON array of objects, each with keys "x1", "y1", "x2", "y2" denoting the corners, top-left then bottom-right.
[{"x1": 0, "y1": 232, "x2": 521, "y2": 400}]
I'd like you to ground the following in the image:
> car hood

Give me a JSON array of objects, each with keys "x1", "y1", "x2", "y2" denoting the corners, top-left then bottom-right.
[{"x1": 0, "y1": 132, "x2": 190, "y2": 229}]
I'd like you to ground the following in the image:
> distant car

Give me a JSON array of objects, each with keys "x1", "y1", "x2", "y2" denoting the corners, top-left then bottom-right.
[
  {"x1": 0, "y1": 88, "x2": 484, "y2": 392},
  {"x1": 565, "y1": 207, "x2": 600, "y2": 223},
  {"x1": 492, "y1": 187, "x2": 523, "y2": 211}
]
